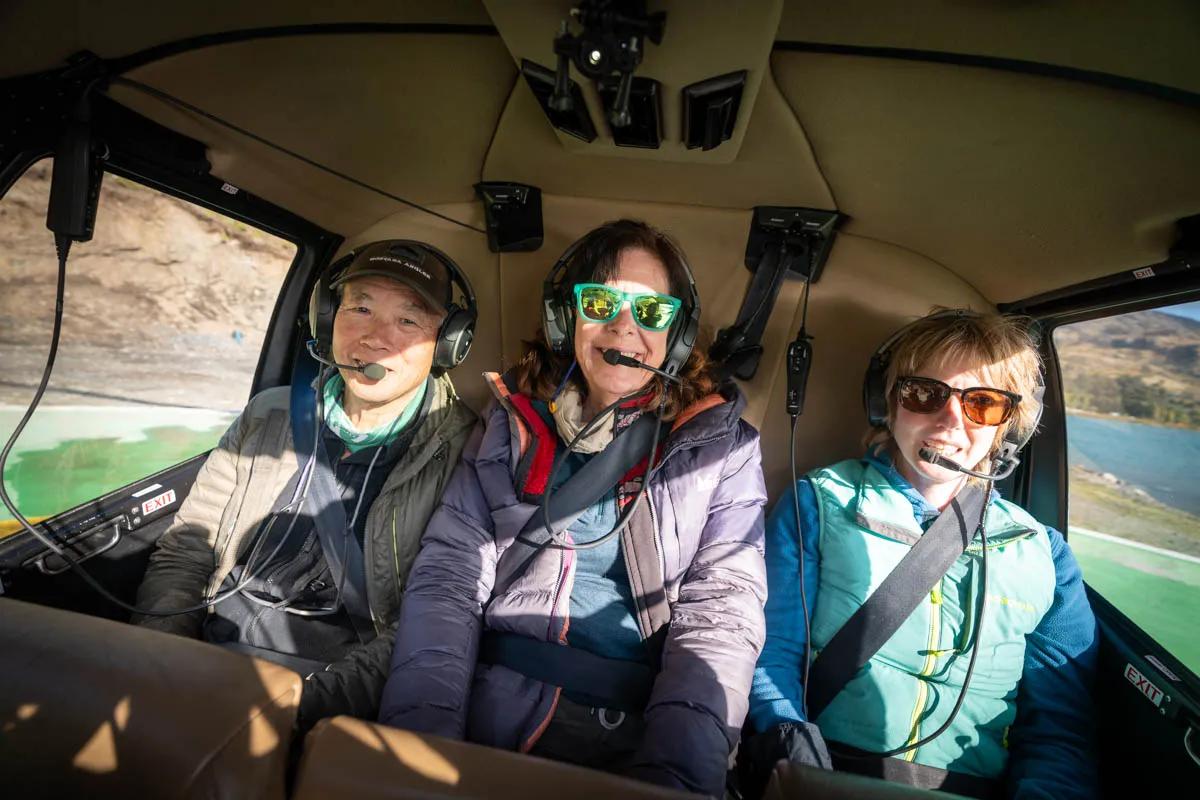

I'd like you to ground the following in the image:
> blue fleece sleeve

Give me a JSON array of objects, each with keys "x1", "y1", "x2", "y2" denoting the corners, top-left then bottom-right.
[
  {"x1": 1006, "y1": 526, "x2": 1099, "y2": 800},
  {"x1": 748, "y1": 478, "x2": 821, "y2": 732}
]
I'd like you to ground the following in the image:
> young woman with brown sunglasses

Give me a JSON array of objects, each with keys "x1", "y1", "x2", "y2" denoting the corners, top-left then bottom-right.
[{"x1": 745, "y1": 310, "x2": 1098, "y2": 799}]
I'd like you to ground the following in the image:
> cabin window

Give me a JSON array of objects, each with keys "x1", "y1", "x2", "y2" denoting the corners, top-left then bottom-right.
[
  {"x1": 1054, "y1": 301, "x2": 1200, "y2": 672},
  {"x1": 0, "y1": 159, "x2": 296, "y2": 535}
]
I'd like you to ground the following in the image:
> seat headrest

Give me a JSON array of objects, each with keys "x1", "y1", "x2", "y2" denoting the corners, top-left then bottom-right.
[
  {"x1": 0, "y1": 598, "x2": 301, "y2": 800},
  {"x1": 294, "y1": 716, "x2": 696, "y2": 799}
]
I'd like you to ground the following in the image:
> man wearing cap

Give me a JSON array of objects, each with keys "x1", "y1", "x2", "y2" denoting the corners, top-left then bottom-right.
[{"x1": 133, "y1": 240, "x2": 478, "y2": 728}]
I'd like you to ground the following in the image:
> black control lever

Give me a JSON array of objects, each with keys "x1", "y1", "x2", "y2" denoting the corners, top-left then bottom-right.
[{"x1": 609, "y1": 69, "x2": 635, "y2": 127}]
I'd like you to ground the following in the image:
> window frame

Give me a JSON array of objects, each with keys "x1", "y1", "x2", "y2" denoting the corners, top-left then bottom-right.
[{"x1": 0, "y1": 93, "x2": 341, "y2": 568}]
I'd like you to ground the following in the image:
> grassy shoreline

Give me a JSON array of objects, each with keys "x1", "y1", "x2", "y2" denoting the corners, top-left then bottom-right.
[{"x1": 1068, "y1": 465, "x2": 1200, "y2": 558}]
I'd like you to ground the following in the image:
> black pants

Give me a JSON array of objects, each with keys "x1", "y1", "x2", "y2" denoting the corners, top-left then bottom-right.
[{"x1": 528, "y1": 695, "x2": 647, "y2": 773}]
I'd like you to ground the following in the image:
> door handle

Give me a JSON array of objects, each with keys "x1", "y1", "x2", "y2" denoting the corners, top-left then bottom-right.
[{"x1": 33, "y1": 518, "x2": 124, "y2": 576}]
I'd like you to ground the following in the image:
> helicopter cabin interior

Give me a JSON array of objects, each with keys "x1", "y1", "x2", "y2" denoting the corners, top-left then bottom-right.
[{"x1": 1, "y1": 1, "x2": 1198, "y2": 798}]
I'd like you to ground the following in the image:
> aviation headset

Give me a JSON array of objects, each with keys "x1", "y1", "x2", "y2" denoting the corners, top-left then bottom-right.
[
  {"x1": 309, "y1": 240, "x2": 478, "y2": 375},
  {"x1": 541, "y1": 227, "x2": 701, "y2": 376},
  {"x1": 861, "y1": 308, "x2": 1046, "y2": 469}
]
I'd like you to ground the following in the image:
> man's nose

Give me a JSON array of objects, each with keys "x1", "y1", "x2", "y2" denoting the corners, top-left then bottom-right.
[{"x1": 358, "y1": 318, "x2": 389, "y2": 349}]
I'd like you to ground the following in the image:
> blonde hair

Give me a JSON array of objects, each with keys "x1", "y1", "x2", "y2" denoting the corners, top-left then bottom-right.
[{"x1": 866, "y1": 308, "x2": 1043, "y2": 464}]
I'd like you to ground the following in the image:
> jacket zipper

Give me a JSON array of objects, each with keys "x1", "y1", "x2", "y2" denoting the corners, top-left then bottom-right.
[
  {"x1": 904, "y1": 580, "x2": 944, "y2": 760},
  {"x1": 390, "y1": 507, "x2": 401, "y2": 603},
  {"x1": 362, "y1": 435, "x2": 447, "y2": 635},
  {"x1": 965, "y1": 527, "x2": 1036, "y2": 554},
  {"x1": 548, "y1": 547, "x2": 569, "y2": 642},
  {"x1": 647, "y1": 493, "x2": 665, "y2": 591},
  {"x1": 898, "y1": 525, "x2": 1036, "y2": 752},
  {"x1": 362, "y1": 500, "x2": 377, "y2": 632}
]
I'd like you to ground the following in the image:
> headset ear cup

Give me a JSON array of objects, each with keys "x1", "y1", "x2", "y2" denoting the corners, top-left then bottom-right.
[
  {"x1": 434, "y1": 304, "x2": 477, "y2": 373},
  {"x1": 863, "y1": 354, "x2": 889, "y2": 429},
  {"x1": 1004, "y1": 383, "x2": 1045, "y2": 450},
  {"x1": 310, "y1": 252, "x2": 358, "y2": 350},
  {"x1": 664, "y1": 312, "x2": 699, "y2": 376},
  {"x1": 542, "y1": 286, "x2": 573, "y2": 357},
  {"x1": 309, "y1": 272, "x2": 337, "y2": 349},
  {"x1": 308, "y1": 282, "x2": 320, "y2": 341}
]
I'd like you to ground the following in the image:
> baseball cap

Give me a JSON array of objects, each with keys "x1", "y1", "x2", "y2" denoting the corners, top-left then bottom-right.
[{"x1": 331, "y1": 240, "x2": 452, "y2": 313}]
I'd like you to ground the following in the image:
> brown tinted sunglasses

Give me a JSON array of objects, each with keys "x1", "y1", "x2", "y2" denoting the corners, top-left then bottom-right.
[{"x1": 896, "y1": 376, "x2": 1021, "y2": 426}]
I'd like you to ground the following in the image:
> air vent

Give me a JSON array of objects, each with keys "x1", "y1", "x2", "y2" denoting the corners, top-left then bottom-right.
[
  {"x1": 681, "y1": 70, "x2": 747, "y2": 151},
  {"x1": 475, "y1": 182, "x2": 543, "y2": 253}
]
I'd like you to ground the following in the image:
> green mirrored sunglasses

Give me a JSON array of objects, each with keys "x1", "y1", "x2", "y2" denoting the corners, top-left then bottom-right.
[{"x1": 573, "y1": 283, "x2": 682, "y2": 331}]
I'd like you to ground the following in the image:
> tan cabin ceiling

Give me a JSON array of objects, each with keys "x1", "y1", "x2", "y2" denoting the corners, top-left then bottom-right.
[{"x1": 3, "y1": 0, "x2": 1199, "y2": 306}]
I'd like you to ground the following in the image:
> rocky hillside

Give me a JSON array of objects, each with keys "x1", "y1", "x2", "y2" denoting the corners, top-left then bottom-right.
[
  {"x1": 1055, "y1": 309, "x2": 1200, "y2": 428},
  {"x1": 0, "y1": 162, "x2": 296, "y2": 409}
]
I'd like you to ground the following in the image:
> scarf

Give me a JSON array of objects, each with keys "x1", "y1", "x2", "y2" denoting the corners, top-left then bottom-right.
[
  {"x1": 322, "y1": 373, "x2": 428, "y2": 453},
  {"x1": 550, "y1": 385, "x2": 616, "y2": 453}
]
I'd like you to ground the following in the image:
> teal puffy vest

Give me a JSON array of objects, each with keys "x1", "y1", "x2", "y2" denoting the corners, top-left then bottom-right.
[{"x1": 809, "y1": 460, "x2": 1055, "y2": 778}]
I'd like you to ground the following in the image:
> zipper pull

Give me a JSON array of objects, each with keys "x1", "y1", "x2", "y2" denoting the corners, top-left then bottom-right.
[{"x1": 930, "y1": 586, "x2": 943, "y2": 605}]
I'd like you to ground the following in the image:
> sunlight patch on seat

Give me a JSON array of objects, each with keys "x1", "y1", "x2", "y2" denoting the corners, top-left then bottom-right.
[
  {"x1": 247, "y1": 707, "x2": 281, "y2": 756},
  {"x1": 72, "y1": 696, "x2": 131, "y2": 773},
  {"x1": 382, "y1": 731, "x2": 461, "y2": 785}
]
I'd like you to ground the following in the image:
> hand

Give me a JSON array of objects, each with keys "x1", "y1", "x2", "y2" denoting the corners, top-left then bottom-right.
[{"x1": 737, "y1": 721, "x2": 831, "y2": 800}]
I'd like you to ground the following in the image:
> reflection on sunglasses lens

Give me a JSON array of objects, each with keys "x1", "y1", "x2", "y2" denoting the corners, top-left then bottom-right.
[
  {"x1": 635, "y1": 297, "x2": 674, "y2": 330},
  {"x1": 964, "y1": 390, "x2": 1009, "y2": 425},
  {"x1": 581, "y1": 288, "x2": 617, "y2": 320}
]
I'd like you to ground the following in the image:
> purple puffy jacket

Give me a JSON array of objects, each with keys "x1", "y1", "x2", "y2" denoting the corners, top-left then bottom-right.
[{"x1": 379, "y1": 373, "x2": 767, "y2": 796}]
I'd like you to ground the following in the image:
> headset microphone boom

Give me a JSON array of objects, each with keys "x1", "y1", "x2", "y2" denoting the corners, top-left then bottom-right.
[
  {"x1": 601, "y1": 348, "x2": 681, "y2": 384},
  {"x1": 305, "y1": 339, "x2": 387, "y2": 381}
]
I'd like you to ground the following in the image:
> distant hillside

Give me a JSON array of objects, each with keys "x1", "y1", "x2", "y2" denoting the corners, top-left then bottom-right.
[
  {"x1": 0, "y1": 161, "x2": 296, "y2": 409},
  {"x1": 0, "y1": 162, "x2": 294, "y2": 350},
  {"x1": 1055, "y1": 310, "x2": 1200, "y2": 428}
]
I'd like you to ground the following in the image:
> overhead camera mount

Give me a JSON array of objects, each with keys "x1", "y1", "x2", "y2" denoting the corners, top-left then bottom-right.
[{"x1": 549, "y1": 0, "x2": 666, "y2": 128}]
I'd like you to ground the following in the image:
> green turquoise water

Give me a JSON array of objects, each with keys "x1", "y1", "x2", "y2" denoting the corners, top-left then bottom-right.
[{"x1": 1, "y1": 406, "x2": 234, "y2": 530}]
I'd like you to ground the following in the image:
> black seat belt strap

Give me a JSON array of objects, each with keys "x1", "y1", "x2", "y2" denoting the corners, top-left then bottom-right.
[
  {"x1": 494, "y1": 412, "x2": 659, "y2": 594},
  {"x1": 806, "y1": 483, "x2": 987, "y2": 721},
  {"x1": 479, "y1": 631, "x2": 655, "y2": 713},
  {"x1": 534, "y1": 412, "x2": 658, "y2": 536},
  {"x1": 289, "y1": 361, "x2": 374, "y2": 643}
]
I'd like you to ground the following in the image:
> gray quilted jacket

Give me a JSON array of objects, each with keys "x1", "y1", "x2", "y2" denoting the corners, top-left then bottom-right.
[{"x1": 379, "y1": 374, "x2": 767, "y2": 796}]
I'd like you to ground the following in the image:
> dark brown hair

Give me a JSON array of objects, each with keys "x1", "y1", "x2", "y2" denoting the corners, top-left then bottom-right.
[{"x1": 511, "y1": 219, "x2": 716, "y2": 418}]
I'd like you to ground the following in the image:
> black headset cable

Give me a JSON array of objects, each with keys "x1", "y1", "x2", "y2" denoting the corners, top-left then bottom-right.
[
  {"x1": 790, "y1": 273, "x2": 814, "y2": 720},
  {"x1": 529, "y1": 389, "x2": 667, "y2": 552}
]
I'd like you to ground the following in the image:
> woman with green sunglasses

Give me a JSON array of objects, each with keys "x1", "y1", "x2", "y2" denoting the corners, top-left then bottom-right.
[{"x1": 381, "y1": 219, "x2": 768, "y2": 797}]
